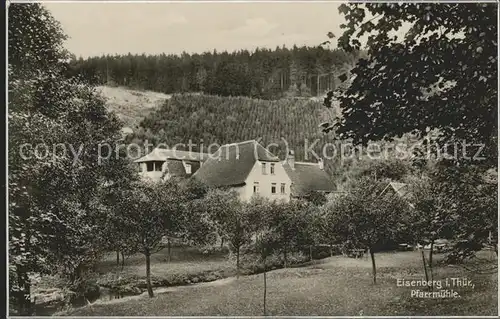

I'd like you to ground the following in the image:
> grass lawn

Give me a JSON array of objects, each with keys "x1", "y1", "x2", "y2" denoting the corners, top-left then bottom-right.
[{"x1": 64, "y1": 250, "x2": 498, "y2": 316}]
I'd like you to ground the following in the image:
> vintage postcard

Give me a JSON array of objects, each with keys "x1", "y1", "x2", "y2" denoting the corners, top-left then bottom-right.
[{"x1": 7, "y1": 0, "x2": 498, "y2": 317}]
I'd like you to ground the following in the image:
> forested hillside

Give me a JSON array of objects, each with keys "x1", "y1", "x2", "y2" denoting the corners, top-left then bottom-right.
[
  {"x1": 98, "y1": 86, "x2": 418, "y2": 185},
  {"x1": 124, "y1": 93, "x2": 342, "y2": 169},
  {"x1": 69, "y1": 46, "x2": 360, "y2": 99}
]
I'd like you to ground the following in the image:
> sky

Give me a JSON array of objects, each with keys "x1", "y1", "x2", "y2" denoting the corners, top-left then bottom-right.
[{"x1": 44, "y1": 1, "x2": 347, "y2": 58}]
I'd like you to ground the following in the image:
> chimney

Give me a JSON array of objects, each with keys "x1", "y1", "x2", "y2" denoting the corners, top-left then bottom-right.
[
  {"x1": 287, "y1": 150, "x2": 295, "y2": 170},
  {"x1": 318, "y1": 158, "x2": 324, "y2": 170}
]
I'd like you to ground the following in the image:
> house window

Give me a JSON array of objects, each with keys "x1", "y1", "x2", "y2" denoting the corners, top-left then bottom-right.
[
  {"x1": 154, "y1": 161, "x2": 163, "y2": 172},
  {"x1": 270, "y1": 163, "x2": 275, "y2": 175},
  {"x1": 146, "y1": 162, "x2": 154, "y2": 172},
  {"x1": 262, "y1": 163, "x2": 267, "y2": 175},
  {"x1": 254, "y1": 182, "x2": 260, "y2": 193},
  {"x1": 147, "y1": 161, "x2": 164, "y2": 172},
  {"x1": 271, "y1": 183, "x2": 277, "y2": 194},
  {"x1": 281, "y1": 183, "x2": 286, "y2": 194},
  {"x1": 185, "y1": 163, "x2": 192, "y2": 174}
]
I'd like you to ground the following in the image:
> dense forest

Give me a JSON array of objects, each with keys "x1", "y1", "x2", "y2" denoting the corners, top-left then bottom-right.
[{"x1": 69, "y1": 46, "x2": 360, "y2": 99}]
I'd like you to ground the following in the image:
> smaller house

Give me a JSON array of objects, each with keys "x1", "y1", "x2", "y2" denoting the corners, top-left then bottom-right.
[
  {"x1": 380, "y1": 181, "x2": 414, "y2": 208},
  {"x1": 381, "y1": 182, "x2": 410, "y2": 198},
  {"x1": 282, "y1": 150, "x2": 336, "y2": 199},
  {"x1": 134, "y1": 147, "x2": 209, "y2": 182}
]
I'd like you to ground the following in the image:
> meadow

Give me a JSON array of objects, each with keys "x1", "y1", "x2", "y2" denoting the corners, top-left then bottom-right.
[{"x1": 60, "y1": 250, "x2": 497, "y2": 316}]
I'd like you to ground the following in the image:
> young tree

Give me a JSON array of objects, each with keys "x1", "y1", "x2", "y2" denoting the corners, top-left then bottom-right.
[
  {"x1": 255, "y1": 229, "x2": 279, "y2": 317},
  {"x1": 406, "y1": 163, "x2": 497, "y2": 278},
  {"x1": 269, "y1": 200, "x2": 319, "y2": 267},
  {"x1": 432, "y1": 163, "x2": 497, "y2": 262},
  {"x1": 406, "y1": 175, "x2": 450, "y2": 284},
  {"x1": 114, "y1": 178, "x2": 214, "y2": 298},
  {"x1": 117, "y1": 180, "x2": 185, "y2": 298},
  {"x1": 245, "y1": 197, "x2": 281, "y2": 316},
  {"x1": 323, "y1": 176, "x2": 409, "y2": 284},
  {"x1": 170, "y1": 178, "x2": 212, "y2": 259},
  {"x1": 99, "y1": 171, "x2": 141, "y2": 269},
  {"x1": 226, "y1": 208, "x2": 251, "y2": 279},
  {"x1": 303, "y1": 204, "x2": 325, "y2": 262},
  {"x1": 320, "y1": 198, "x2": 344, "y2": 257},
  {"x1": 204, "y1": 189, "x2": 250, "y2": 278}
]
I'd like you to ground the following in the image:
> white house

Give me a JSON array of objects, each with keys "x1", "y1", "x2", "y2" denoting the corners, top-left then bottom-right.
[
  {"x1": 193, "y1": 140, "x2": 335, "y2": 202},
  {"x1": 134, "y1": 147, "x2": 209, "y2": 182},
  {"x1": 192, "y1": 140, "x2": 291, "y2": 202}
]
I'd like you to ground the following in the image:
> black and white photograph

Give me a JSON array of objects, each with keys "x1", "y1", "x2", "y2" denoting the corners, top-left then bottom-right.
[{"x1": 7, "y1": 0, "x2": 498, "y2": 317}]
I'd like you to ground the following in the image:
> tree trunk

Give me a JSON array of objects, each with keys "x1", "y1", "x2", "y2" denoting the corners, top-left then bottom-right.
[
  {"x1": 421, "y1": 249, "x2": 429, "y2": 289},
  {"x1": 145, "y1": 252, "x2": 154, "y2": 298},
  {"x1": 369, "y1": 248, "x2": 376, "y2": 284},
  {"x1": 263, "y1": 257, "x2": 267, "y2": 316},
  {"x1": 309, "y1": 245, "x2": 313, "y2": 262},
  {"x1": 167, "y1": 238, "x2": 171, "y2": 263},
  {"x1": 16, "y1": 265, "x2": 32, "y2": 315},
  {"x1": 428, "y1": 239, "x2": 434, "y2": 289},
  {"x1": 121, "y1": 251, "x2": 125, "y2": 270},
  {"x1": 74, "y1": 264, "x2": 83, "y2": 283},
  {"x1": 283, "y1": 248, "x2": 288, "y2": 268},
  {"x1": 220, "y1": 237, "x2": 224, "y2": 249},
  {"x1": 116, "y1": 250, "x2": 120, "y2": 266},
  {"x1": 236, "y1": 246, "x2": 240, "y2": 279}
]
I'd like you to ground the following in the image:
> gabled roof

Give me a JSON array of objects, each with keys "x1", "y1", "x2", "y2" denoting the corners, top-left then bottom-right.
[
  {"x1": 134, "y1": 147, "x2": 209, "y2": 163},
  {"x1": 283, "y1": 162, "x2": 336, "y2": 196},
  {"x1": 380, "y1": 181, "x2": 414, "y2": 208},
  {"x1": 387, "y1": 182, "x2": 410, "y2": 198},
  {"x1": 163, "y1": 159, "x2": 202, "y2": 178},
  {"x1": 193, "y1": 140, "x2": 279, "y2": 187}
]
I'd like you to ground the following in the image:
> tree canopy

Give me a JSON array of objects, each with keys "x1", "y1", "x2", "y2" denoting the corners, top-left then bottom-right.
[
  {"x1": 326, "y1": 3, "x2": 497, "y2": 168},
  {"x1": 9, "y1": 3, "x2": 134, "y2": 314}
]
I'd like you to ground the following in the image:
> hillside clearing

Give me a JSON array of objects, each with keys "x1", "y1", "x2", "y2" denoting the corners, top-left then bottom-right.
[{"x1": 96, "y1": 86, "x2": 172, "y2": 129}]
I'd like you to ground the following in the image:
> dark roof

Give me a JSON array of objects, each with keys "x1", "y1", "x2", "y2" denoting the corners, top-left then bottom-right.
[
  {"x1": 380, "y1": 182, "x2": 415, "y2": 208},
  {"x1": 134, "y1": 147, "x2": 209, "y2": 163},
  {"x1": 166, "y1": 159, "x2": 186, "y2": 177},
  {"x1": 283, "y1": 162, "x2": 336, "y2": 196},
  {"x1": 388, "y1": 182, "x2": 410, "y2": 198},
  {"x1": 164, "y1": 159, "x2": 202, "y2": 178},
  {"x1": 193, "y1": 140, "x2": 279, "y2": 187},
  {"x1": 380, "y1": 182, "x2": 411, "y2": 198}
]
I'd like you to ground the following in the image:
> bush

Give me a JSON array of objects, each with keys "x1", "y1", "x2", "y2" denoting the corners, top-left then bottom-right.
[
  {"x1": 300, "y1": 244, "x2": 340, "y2": 260},
  {"x1": 285, "y1": 84, "x2": 299, "y2": 98},
  {"x1": 68, "y1": 278, "x2": 101, "y2": 306},
  {"x1": 200, "y1": 245, "x2": 230, "y2": 256},
  {"x1": 238, "y1": 252, "x2": 308, "y2": 274}
]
